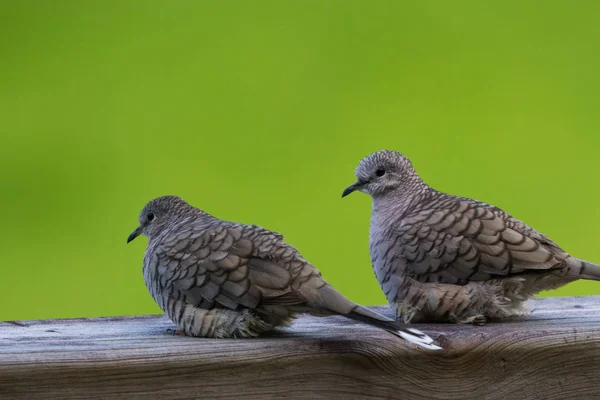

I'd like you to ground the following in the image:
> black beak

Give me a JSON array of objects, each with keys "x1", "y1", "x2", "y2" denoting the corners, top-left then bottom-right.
[
  {"x1": 341, "y1": 181, "x2": 363, "y2": 198},
  {"x1": 127, "y1": 226, "x2": 143, "y2": 243}
]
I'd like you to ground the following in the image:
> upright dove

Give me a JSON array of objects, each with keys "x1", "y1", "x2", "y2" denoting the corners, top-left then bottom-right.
[
  {"x1": 342, "y1": 150, "x2": 600, "y2": 325},
  {"x1": 127, "y1": 195, "x2": 440, "y2": 349}
]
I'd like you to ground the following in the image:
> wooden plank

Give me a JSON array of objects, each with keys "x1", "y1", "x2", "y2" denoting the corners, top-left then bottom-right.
[{"x1": 1, "y1": 296, "x2": 600, "y2": 399}]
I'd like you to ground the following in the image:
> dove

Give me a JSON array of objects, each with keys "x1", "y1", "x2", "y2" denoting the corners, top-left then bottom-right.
[
  {"x1": 342, "y1": 150, "x2": 600, "y2": 325},
  {"x1": 127, "y1": 195, "x2": 440, "y2": 349}
]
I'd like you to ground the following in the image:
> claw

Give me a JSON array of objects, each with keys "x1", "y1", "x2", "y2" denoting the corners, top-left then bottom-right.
[{"x1": 457, "y1": 315, "x2": 487, "y2": 326}]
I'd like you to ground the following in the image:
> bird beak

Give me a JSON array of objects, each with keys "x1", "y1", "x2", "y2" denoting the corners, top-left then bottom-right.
[
  {"x1": 127, "y1": 226, "x2": 143, "y2": 243},
  {"x1": 341, "y1": 181, "x2": 364, "y2": 198}
]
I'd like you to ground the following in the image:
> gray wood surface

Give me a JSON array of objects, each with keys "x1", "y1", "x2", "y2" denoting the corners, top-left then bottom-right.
[{"x1": 1, "y1": 296, "x2": 600, "y2": 399}]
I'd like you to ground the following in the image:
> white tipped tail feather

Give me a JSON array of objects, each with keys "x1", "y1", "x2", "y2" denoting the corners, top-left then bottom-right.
[
  {"x1": 347, "y1": 306, "x2": 441, "y2": 350},
  {"x1": 398, "y1": 327, "x2": 442, "y2": 350}
]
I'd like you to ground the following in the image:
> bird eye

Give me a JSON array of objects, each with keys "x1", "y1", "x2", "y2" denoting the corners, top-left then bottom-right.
[
  {"x1": 375, "y1": 168, "x2": 385, "y2": 177},
  {"x1": 147, "y1": 213, "x2": 155, "y2": 222}
]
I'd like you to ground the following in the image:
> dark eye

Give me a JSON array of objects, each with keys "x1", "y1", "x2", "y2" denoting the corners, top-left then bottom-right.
[
  {"x1": 375, "y1": 168, "x2": 385, "y2": 177},
  {"x1": 147, "y1": 213, "x2": 155, "y2": 222}
]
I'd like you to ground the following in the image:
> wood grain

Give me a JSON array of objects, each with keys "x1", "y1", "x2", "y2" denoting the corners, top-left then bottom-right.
[{"x1": 1, "y1": 296, "x2": 600, "y2": 399}]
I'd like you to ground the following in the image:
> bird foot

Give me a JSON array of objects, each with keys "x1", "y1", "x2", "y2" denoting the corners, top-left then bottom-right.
[
  {"x1": 166, "y1": 328, "x2": 185, "y2": 336},
  {"x1": 395, "y1": 302, "x2": 421, "y2": 324},
  {"x1": 458, "y1": 315, "x2": 487, "y2": 326}
]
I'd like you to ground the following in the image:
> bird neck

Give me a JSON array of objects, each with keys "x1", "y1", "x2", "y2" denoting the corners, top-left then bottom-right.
[{"x1": 370, "y1": 183, "x2": 432, "y2": 229}]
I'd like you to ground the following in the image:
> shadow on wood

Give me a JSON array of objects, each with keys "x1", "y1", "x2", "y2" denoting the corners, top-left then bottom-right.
[{"x1": 1, "y1": 297, "x2": 600, "y2": 399}]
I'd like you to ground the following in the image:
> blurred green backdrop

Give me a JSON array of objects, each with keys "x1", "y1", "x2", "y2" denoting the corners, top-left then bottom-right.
[{"x1": 1, "y1": 1, "x2": 599, "y2": 321}]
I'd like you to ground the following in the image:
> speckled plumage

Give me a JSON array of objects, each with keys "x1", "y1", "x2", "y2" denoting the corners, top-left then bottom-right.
[
  {"x1": 343, "y1": 150, "x2": 600, "y2": 325},
  {"x1": 127, "y1": 195, "x2": 440, "y2": 349}
]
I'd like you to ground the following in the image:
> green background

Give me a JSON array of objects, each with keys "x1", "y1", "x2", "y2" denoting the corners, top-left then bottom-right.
[{"x1": 1, "y1": 1, "x2": 599, "y2": 321}]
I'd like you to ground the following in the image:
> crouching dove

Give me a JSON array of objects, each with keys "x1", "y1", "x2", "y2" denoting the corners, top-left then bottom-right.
[
  {"x1": 342, "y1": 150, "x2": 600, "y2": 325},
  {"x1": 127, "y1": 195, "x2": 440, "y2": 349}
]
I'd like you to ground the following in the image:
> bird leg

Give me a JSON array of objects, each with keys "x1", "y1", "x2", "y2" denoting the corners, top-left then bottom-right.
[{"x1": 450, "y1": 314, "x2": 487, "y2": 326}]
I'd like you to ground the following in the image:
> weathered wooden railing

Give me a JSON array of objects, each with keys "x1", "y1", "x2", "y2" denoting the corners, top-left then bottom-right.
[{"x1": 1, "y1": 296, "x2": 600, "y2": 399}]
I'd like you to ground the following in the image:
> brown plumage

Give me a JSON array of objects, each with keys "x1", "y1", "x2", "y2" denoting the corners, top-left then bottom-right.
[
  {"x1": 343, "y1": 150, "x2": 600, "y2": 325},
  {"x1": 127, "y1": 195, "x2": 440, "y2": 349}
]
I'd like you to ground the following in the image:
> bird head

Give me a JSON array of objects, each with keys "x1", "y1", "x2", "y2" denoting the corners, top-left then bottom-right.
[
  {"x1": 341, "y1": 150, "x2": 421, "y2": 199},
  {"x1": 127, "y1": 195, "x2": 191, "y2": 243}
]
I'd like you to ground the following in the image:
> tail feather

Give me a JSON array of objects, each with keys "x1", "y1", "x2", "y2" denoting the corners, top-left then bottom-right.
[
  {"x1": 347, "y1": 306, "x2": 442, "y2": 351},
  {"x1": 569, "y1": 258, "x2": 600, "y2": 281},
  {"x1": 310, "y1": 284, "x2": 441, "y2": 350}
]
